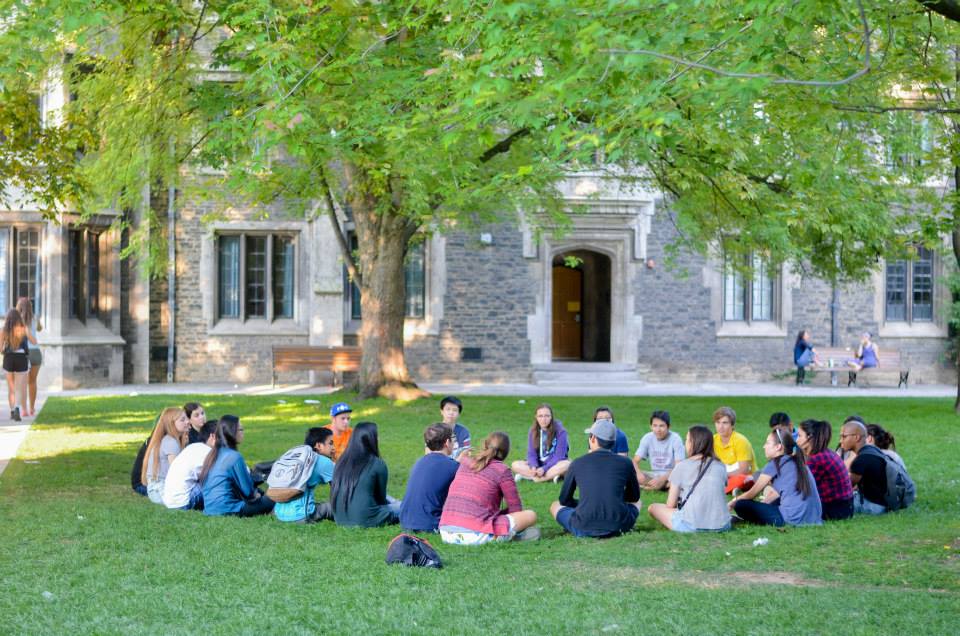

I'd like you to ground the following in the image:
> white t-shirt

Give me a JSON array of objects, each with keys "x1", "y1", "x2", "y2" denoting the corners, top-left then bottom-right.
[
  {"x1": 634, "y1": 431, "x2": 686, "y2": 473},
  {"x1": 162, "y1": 442, "x2": 212, "y2": 509}
]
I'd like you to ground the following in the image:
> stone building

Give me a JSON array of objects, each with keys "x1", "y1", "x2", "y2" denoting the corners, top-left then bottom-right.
[{"x1": 4, "y1": 84, "x2": 953, "y2": 390}]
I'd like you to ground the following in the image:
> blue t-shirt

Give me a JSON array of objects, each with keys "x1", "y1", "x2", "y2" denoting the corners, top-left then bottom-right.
[
  {"x1": 614, "y1": 428, "x2": 629, "y2": 454},
  {"x1": 399, "y1": 452, "x2": 459, "y2": 532},
  {"x1": 202, "y1": 448, "x2": 255, "y2": 516},
  {"x1": 274, "y1": 453, "x2": 335, "y2": 522},
  {"x1": 450, "y1": 423, "x2": 471, "y2": 460},
  {"x1": 762, "y1": 457, "x2": 823, "y2": 526}
]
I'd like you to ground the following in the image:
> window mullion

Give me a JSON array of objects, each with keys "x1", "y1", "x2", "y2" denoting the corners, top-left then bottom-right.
[
  {"x1": 906, "y1": 261, "x2": 913, "y2": 324},
  {"x1": 239, "y1": 233, "x2": 247, "y2": 322},
  {"x1": 266, "y1": 234, "x2": 274, "y2": 322}
]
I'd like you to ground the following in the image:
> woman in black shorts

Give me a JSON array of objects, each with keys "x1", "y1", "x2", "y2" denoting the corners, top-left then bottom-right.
[{"x1": 1, "y1": 308, "x2": 29, "y2": 421}]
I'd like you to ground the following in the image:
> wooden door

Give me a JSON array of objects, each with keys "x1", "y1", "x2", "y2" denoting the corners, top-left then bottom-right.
[{"x1": 552, "y1": 265, "x2": 582, "y2": 359}]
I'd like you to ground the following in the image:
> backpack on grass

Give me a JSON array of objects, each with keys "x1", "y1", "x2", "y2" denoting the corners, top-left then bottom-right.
[
  {"x1": 386, "y1": 534, "x2": 443, "y2": 569},
  {"x1": 859, "y1": 445, "x2": 916, "y2": 511},
  {"x1": 265, "y1": 445, "x2": 317, "y2": 502}
]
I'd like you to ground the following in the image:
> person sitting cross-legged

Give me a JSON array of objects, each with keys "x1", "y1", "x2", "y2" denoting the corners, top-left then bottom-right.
[
  {"x1": 797, "y1": 419, "x2": 854, "y2": 521},
  {"x1": 633, "y1": 410, "x2": 685, "y2": 491},
  {"x1": 200, "y1": 416, "x2": 275, "y2": 518},
  {"x1": 512, "y1": 403, "x2": 571, "y2": 483},
  {"x1": 550, "y1": 418, "x2": 642, "y2": 538},
  {"x1": 712, "y1": 406, "x2": 756, "y2": 495},
  {"x1": 840, "y1": 420, "x2": 891, "y2": 515},
  {"x1": 648, "y1": 425, "x2": 731, "y2": 533},
  {"x1": 274, "y1": 427, "x2": 336, "y2": 524},
  {"x1": 399, "y1": 424, "x2": 460, "y2": 533},
  {"x1": 162, "y1": 419, "x2": 218, "y2": 511},
  {"x1": 331, "y1": 422, "x2": 401, "y2": 528}
]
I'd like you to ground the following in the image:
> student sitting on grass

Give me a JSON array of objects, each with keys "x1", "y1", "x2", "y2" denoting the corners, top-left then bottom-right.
[
  {"x1": 550, "y1": 419, "x2": 642, "y2": 538},
  {"x1": 439, "y1": 432, "x2": 539, "y2": 545},
  {"x1": 730, "y1": 426, "x2": 822, "y2": 527},
  {"x1": 633, "y1": 410, "x2": 685, "y2": 491},
  {"x1": 324, "y1": 402, "x2": 353, "y2": 460},
  {"x1": 592, "y1": 406, "x2": 630, "y2": 456},
  {"x1": 143, "y1": 407, "x2": 190, "y2": 504},
  {"x1": 439, "y1": 395, "x2": 471, "y2": 461},
  {"x1": 399, "y1": 424, "x2": 459, "y2": 533},
  {"x1": 331, "y1": 422, "x2": 401, "y2": 528},
  {"x1": 162, "y1": 420, "x2": 217, "y2": 511},
  {"x1": 274, "y1": 427, "x2": 336, "y2": 524},
  {"x1": 866, "y1": 423, "x2": 906, "y2": 469},
  {"x1": 200, "y1": 416, "x2": 275, "y2": 517},
  {"x1": 797, "y1": 419, "x2": 853, "y2": 521},
  {"x1": 712, "y1": 406, "x2": 756, "y2": 495},
  {"x1": 840, "y1": 420, "x2": 901, "y2": 515},
  {"x1": 769, "y1": 411, "x2": 797, "y2": 440},
  {"x1": 184, "y1": 402, "x2": 208, "y2": 445},
  {"x1": 648, "y1": 425, "x2": 730, "y2": 532},
  {"x1": 512, "y1": 403, "x2": 570, "y2": 483}
]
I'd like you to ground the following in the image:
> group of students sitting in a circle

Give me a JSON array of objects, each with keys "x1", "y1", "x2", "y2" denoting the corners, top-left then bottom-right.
[{"x1": 131, "y1": 396, "x2": 914, "y2": 543}]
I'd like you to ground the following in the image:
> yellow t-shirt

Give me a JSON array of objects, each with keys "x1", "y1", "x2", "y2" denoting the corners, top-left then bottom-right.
[{"x1": 713, "y1": 431, "x2": 756, "y2": 472}]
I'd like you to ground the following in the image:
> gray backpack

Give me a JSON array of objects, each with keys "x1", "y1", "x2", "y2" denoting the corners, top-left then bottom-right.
[
  {"x1": 860, "y1": 445, "x2": 916, "y2": 511},
  {"x1": 265, "y1": 445, "x2": 318, "y2": 502}
]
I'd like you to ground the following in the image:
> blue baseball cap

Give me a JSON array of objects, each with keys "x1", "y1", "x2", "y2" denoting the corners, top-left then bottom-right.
[{"x1": 330, "y1": 402, "x2": 352, "y2": 417}]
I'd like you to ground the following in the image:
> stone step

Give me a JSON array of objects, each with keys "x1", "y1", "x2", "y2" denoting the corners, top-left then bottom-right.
[{"x1": 533, "y1": 363, "x2": 641, "y2": 384}]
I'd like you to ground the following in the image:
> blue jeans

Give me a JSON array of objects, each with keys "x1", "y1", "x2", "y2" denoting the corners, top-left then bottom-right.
[
  {"x1": 555, "y1": 505, "x2": 639, "y2": 538},
  {"x1": 133, "y1": 484, "x2": 147, "y2": 497},
  {"x1": 177, "y1": 486, "x2": 204, "y2": 511},
  {"x1": 853, "y1": 492, "x2": 886, "y2": 515},
  {"x1": 821, "y1": 498, "x2": 854, "y2": 521},
  {"x1": 733, "y1": 497, "x2": 785, "y2": 527}
]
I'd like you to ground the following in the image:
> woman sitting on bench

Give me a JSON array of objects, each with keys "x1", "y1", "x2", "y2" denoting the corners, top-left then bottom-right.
[{"x1": 846, "y1": 332, "x2": 878, "y2": 386}]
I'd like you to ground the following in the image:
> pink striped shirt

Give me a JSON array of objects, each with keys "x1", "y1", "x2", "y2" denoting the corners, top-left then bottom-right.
[{"x1": 439, "y1": 457, "x2": 522, "y2": 535}]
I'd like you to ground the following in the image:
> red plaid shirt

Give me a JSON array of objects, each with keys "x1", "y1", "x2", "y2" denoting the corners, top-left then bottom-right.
[{"x1": 806, "y1": 450, "x2": 854, "y2": 503}]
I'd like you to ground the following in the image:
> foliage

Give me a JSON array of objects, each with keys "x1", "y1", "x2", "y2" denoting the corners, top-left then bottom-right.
[{"x1": 0, "y1": 393, "x2": 958, "y2": 634}]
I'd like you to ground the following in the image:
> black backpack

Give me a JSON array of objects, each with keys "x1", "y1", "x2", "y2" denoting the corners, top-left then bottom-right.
[
  {"x1": 385, "y1": 534, "x2": 443, "y2": 569},
  {"x1": 859, "y1": 445, "x2": 916, "y2": 511}
]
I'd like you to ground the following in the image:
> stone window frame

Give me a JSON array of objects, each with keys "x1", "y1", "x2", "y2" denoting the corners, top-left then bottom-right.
[
  {"x1": 704, "y1": 248, "x2": 794, "y2": 338},
  {"x1": 341, "y1": 227, "x2": 446, "y2": 339},
  {"x1": 0, "y1": 223, "x2": 44, "y2": 317},
  {"x1": 202, "y1": 221, "x2": 310, "y2": 336},
  {"x1": 872, "y1": 248, "x2": 948, "y2": 339},
  {"x1": 721, "y1": 250, "x2": 778, "y2": 325}
]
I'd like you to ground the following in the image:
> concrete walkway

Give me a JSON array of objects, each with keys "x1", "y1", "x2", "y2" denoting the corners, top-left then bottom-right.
[{"x1": 0, "y1": 394, "x2": 46, "y2": 479}]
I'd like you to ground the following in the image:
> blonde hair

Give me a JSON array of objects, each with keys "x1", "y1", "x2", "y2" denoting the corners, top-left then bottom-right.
[
  {"x1": 15, "y1": 297, "x2": 40, "y2": 332},
  {"x1": 0, "y1": 309, "x2": 27, "y2": 353},
  {"x1": 470, "y1": 431, "x2": 510, "y2": 473},
  {"x1": 142, "y1": 407, "x2": 188, "y2": 484}
]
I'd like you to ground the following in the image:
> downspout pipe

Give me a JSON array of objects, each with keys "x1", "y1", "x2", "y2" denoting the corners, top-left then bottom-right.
[{"x1": 166, "y1": 160, "x2": 176, "y2": 383}]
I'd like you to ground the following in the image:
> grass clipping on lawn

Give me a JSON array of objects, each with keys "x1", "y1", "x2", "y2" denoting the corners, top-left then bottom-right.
[{"x1": 0, "y1": 393, "x2": 958, "y2": 635}]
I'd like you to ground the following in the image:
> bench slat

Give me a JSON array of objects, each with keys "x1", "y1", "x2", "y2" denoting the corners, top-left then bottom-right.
[{"x1": 272, "y1": 346, "x2": 362, "y2": 386}]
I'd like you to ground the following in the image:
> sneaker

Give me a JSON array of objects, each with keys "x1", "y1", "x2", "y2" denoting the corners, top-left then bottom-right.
[
  {"x1": 514, "y1": 527, "x2": 541, "y2": 542},
  {"x1": 552, "y1": 474, "x2": 563, "y2": 484},
  {"x1": 11, "y1": 407, "x2": 20, "y2": 422},
  {"x1": 514, "y1": 473, "x2": 523, "y2": 484}
]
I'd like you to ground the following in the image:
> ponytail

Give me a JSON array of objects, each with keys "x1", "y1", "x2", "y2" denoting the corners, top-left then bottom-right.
[
  {"x1": 773, "y1": 426, "x2": 813, "y2": 499},
  {"x1": 471, "y1": 431, "x2": 510, "y2": 472}
]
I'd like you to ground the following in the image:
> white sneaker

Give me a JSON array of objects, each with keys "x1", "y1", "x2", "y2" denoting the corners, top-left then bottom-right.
[
  {"x1": 552, "y1": 474, "x2": 563, "y2": 484},
  {"x1": 514, "y1": 473, "x2": 523, "y2": 484},
  {"x1": 514, "y1": 527, "x2": 541, "y2": 542}
]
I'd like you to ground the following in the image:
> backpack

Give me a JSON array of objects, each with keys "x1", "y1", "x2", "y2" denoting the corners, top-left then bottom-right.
[
  {"x1": 265, "y1": 445, "x2": 318, "y2": 502},
  {"x1": 859, "y1": 445, "x2": 916, "y2": 511},
  {"x1": 385, "y1": 534, "x2": 443, "y2": 569}
]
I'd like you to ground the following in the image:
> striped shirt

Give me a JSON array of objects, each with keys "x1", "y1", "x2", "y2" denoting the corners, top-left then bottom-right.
[{"x1": 439, "y1": 458, "x2": 522, "y2": 535}]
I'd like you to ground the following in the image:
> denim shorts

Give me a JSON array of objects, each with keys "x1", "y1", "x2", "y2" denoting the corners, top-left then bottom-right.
[
  {"x1": 556, "y1": 505, "x2": 639, "y2": 538},
  {"x1": 671, "y1": 510, "x2": 731, "y2": 533}
]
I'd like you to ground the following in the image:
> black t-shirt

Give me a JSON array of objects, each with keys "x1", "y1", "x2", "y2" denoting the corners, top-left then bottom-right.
[
  {"x1": 130, "y1": 438, "x2": 149, "y2": 489},
  {"x1": 558, "y1": 449, "x2": 641, "y2": 537},
  {"x1": 850, "y1": 446, "x2": 887, "y2": 506}
]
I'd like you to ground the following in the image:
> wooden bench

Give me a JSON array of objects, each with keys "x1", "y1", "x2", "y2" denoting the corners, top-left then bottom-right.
[
  {"x1": 272, "y1": 346, "x2": 362, "y2": 387},
  {"x1": 796, "y1": 347, "x2": 909, "y2": 388}
]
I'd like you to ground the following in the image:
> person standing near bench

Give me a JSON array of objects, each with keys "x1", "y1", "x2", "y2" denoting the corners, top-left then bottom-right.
[
  {"x1": 794, "y1": 330, "x2": 819, "y2": 385},
  {"x1": 712, "y1": 406, "x2": 756, "y2": 494},
  {"x1": 400, "y1": 424, "x2": 459, "y2": 532},
  {"x1": 648, "y1": 425, "x2": 730, "y2": 532},
  {"x1": 439, "y1": 396, "x2": 471, "y2": 461},
  {"x1": 550, "y1": 418, "x2": 642, "y2": 538},
  {"x1": 324, "y1": 402, "x2": 353, "y2": 460},
  {"x1": 200, "y1": 415, "x2": 275, "y2": 517}
]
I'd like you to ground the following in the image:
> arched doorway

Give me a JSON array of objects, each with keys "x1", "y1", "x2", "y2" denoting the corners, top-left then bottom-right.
[{"x1": 552, "y1": 250, "x2": 611, "y2": 361}]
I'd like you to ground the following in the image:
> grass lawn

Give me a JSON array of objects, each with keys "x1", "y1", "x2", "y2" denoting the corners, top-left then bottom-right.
[{"x1": 1, "y1": 393, "x2": 958, "y2": 635}]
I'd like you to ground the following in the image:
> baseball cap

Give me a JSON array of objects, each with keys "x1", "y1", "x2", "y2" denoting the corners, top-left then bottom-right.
[
  {"x1": 584, "y1": 418, "x2": 616, "y2": 442},
  {"x1": 330, "y1": 402, "x2": 352, "y2": 417}
]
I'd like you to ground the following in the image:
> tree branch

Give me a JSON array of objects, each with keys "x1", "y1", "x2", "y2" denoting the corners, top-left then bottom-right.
[
  {"x1": 318, "y1": 167, "x2": 361, "y2": 286},
  {"x1": 479, "y1": 128, "x2": 530, "y2": 162},
  {"x1": 832, "y1": 102, "x2": 960, "y2": 114},
  {"x1": 602, "y1": 0, "x2": 872, "y2": 88},
  {"x1": 916, "y1": 0, "x2": 960, "y2": 22}
]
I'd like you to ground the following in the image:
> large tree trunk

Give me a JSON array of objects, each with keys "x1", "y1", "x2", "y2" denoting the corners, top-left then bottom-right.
[
  {"x1": 954, "y1": 164, "x2": 960, "y2": 412},
  {"x1": 343, "y1": 162, "x2": 426, "y2": 400}
]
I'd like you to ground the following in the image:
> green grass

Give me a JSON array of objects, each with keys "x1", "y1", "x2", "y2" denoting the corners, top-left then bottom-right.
[{"x1": 1, "y1": 394, "x2": 958, "y2": 635}]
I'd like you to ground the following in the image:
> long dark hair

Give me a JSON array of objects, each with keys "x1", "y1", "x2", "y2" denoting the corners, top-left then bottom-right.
[
  {"x1": 687, "y1": 425, "x2": 715, "y2": 470},
  {"x1": 799, "y1": 419, "x2": 832, "y2": 455},
  {"x1": 771, "y1": 426, "x2": 813, "y2": 499},
  {"x1": 530, "y1": 403, "x2": 557, "y2": 455},
  {"x1": 866, "y1": 423, "x2": 896, "y2": 450},
  {"x1": 1, "y1": 308, "x2": 26, "y2": 353},
  {"x1": 198, "y1": 415, "x2": 241, "y2": 484},
  {"x1": 330, "y1": 421, "x2": 381, "y2": 509},
  {"x1": 794, "y1": 330, "x2": 808, "y2": 347}
]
